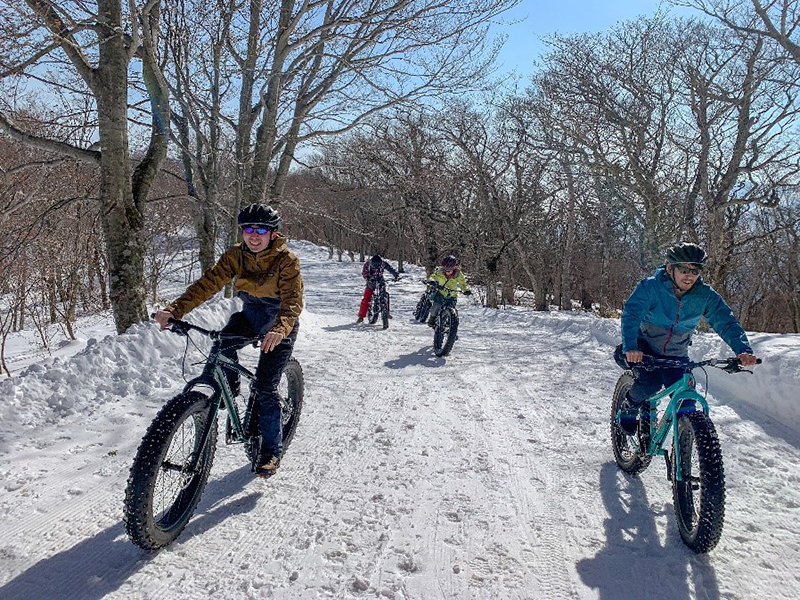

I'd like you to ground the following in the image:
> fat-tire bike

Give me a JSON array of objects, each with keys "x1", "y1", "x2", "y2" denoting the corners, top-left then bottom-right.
[
  {"x1": 124, "y1": 317, "x2": 304, "y2": 551},
  {"x1": 367, "y1": 278, "x2": 395, "y2": 329},
  {"x1": 428, "y1": 281, "x2": 462, "y2": 357},
  {"x1": 413, "y1": 281, "x2": 434, "y2": 323},
  {"x1": 610, "y1": 352, "x2": 760, "y2": 553}
]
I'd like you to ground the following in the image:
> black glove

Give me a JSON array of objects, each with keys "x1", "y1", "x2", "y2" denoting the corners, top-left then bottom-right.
[{"x1": 464, "y1": 290, "x2": 472, "y2": 296}]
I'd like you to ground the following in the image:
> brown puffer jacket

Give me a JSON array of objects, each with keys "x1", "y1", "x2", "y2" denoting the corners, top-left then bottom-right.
[{"x1": 166, "y1": 235, "x2": 303, "y2": 338}]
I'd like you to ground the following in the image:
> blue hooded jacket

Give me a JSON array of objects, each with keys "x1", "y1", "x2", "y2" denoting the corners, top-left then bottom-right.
[{"x1": 621, "y1": 266, "x2": 752, "y2": 357}]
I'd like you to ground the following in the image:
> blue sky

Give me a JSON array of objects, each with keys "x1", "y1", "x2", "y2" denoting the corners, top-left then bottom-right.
[{"x1": 493, "y1": 0, "x2": 696, "y2": 76}]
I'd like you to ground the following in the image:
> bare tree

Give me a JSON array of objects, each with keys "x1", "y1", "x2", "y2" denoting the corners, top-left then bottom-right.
[
  {"x1": 0, "y1": 0, "x2": 170, "y2": 333},
  {"x1": 535, "y1": 17, "x2": 692, "y2": 269},
  {"x1": 679, "y1": 25, "x2": 800, "y2": 291},
  {"x1": 223, "y1": 0, "x2": 520, "y2": 243},
  {"x1": 676, "y1": 0, "x2": 800, "y2": 65}
]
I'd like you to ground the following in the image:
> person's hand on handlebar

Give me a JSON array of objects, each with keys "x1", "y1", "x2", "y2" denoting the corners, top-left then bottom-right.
[
  {"x1": 737, "y1": 352, "x2": 758, "y2": 367},
  {"x1": 261, "y1": 331, "x2": 284, "y2": 353},
  {"x1": 154, "y1": 310, "x2": 175, "y2": 331},
  {"x1": 626, "y1": 350, "x2": 644, "y2": 364}
]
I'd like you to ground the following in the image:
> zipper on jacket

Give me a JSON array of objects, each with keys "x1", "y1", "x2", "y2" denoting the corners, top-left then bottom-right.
[{"x1": 662, "y1": 297, "x2": 682, "y2": 355}]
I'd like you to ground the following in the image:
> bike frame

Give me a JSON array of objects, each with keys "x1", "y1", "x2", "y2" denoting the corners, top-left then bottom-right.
[
  {"x1": 637, "y1": 371, "x2": 709, "y2": 483},
  {"x1": 171, "y1": 323, "x2": 260, "y2": 474},
  {"x1": 434, "y1": 296, "x2": 458, "y2": 324}
]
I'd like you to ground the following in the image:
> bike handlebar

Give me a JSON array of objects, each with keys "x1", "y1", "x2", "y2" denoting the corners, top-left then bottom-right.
[
  {"x1": 425, "y1": 280, "x2": 469, "y2": 294},
  {"x1": 152, "y1": 314, "x2": 260, "y2": 345},
  {"x1": 635, "y1": 355, "x2": 762, "y2": 374}
]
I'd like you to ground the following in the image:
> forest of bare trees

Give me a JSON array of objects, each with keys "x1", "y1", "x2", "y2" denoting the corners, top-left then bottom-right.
[{"x1": 2, "y1": 0, "x2": 799, "y2": 375}]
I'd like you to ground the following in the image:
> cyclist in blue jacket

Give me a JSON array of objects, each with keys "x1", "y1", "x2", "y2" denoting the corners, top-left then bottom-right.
[{"x1": 617, "y1": 242, "x2": 758, "y2": 433}]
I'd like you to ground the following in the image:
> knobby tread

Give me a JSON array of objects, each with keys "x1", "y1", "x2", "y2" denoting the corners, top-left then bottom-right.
[
  {"x1": 673, "y1": 411, "x2": 725, "y2": 553},
  {"x1": 123, "y1": 391, "x2": 217, "y2": 550},
  {"x1": 433, "y1": 308, "x2": 458, "y2": 357},
  {"x1": 609, "y1": 372, "x2": 651, "y2": 475}
]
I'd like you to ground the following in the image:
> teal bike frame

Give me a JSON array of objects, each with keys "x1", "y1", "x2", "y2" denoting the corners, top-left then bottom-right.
[
  {"x1": 636, "y1": 366, "x2": 708, "y2": 483},
  {"x1": 619, "y1": 356, "x2": 758, "y2": 482}
]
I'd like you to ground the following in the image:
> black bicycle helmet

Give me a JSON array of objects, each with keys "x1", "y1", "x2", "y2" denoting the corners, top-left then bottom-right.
[
  {"x1": 237, "y1": 203, "x2": 282, "y2": 229},
  {"x1": 666, "y1": 242, "x2": 707, "y2": 266},
  {"x1": 369, "y1": 254, "x2": 383, "y2": 267},
  {"x1": 442, "y1": 255, "x2": 458, "y2": 269}
]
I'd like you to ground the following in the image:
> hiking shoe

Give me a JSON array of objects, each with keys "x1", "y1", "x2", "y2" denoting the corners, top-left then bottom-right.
[
  {"x1": 255, "y1": 456, "x2": 281, "y2": 478},
  {"x1": 356, "y1": 317, "x2": 364, "y2": 324}
]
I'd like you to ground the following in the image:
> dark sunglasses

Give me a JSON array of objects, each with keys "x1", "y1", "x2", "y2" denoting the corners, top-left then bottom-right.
[
  {"x1": 675, "y1": 264, "x2": 702, "y2": 276},
  {"x1": 242, "y1": 226, "x2": 271, "y2": 235}
]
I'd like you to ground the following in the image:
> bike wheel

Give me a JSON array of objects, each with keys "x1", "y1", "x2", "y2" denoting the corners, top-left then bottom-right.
[
  {"x1": 433, "y1": 308, "x2": 458, "y2": 356},
  {"x1": 414, "y1": 293, "x2": 430, "y2": 322},
  {"x1": 124, "y1": 391, "x2": 217, "y2": 550},
  {"x1": 279, "y1": 358, "x2": 305, "y2": 451},
  {"x1": 672, "y1": 411, "x2": 725, "y2": 553},
  {"x1": 381, "y1": 292, "x2": 389, "y2": 329},
  {"x1": 368, "y1": 297, "x2": 380, "y2": 324},
  {"x1": 609, "y1": 373, "x2": 651, "y2": 475},
  {"x1": 417, "y1": 299, "x2": 431, "y2": 322},
  {"x1": 413, "y1": 293, "x2": 423, "y2": 320}
]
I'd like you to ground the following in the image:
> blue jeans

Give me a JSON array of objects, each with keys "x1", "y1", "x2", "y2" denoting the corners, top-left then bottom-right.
[{"x1": 221, "y1": 313, "x2": 298, "y2": 460}]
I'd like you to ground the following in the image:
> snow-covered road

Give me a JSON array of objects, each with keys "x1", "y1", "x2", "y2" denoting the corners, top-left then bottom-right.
[{"x1": 1, "y1": 241, "x2": 798, "y2": 600}]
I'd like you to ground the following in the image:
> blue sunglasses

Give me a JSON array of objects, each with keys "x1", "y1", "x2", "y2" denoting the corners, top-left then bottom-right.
[{"x1": 242, "y1": 226, "x2": 271, "y2": 235}]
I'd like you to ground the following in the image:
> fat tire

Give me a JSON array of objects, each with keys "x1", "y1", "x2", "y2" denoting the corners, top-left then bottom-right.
[
  {"x1": 610, "y1": 373, "x2": 651, "y2": 475},
  {"x1": 124, "y1": 391, "x2": 217, "y2": 550},
  {"x1": 672, "y1": 411, "x2": 725, "y2": 553},
  {"x1": 433, "y1": 308, "x2": 458, "y2": 357},
  {"x1": 280, "y1": 358, "x2": 304, "y2": 451},
  {"x1": 414, "y1": 293, "x2": 431, "y2": 322},
  {"x1": 368, "y1": 296, "x2": 380, "y2": 324}
]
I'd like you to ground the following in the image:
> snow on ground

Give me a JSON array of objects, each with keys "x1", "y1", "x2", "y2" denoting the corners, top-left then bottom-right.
[{"x1": 0, "y1": 240, "x2": 798, "y2": 600}]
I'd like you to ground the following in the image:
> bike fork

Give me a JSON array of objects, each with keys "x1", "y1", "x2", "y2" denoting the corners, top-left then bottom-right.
[{"x1": 185, "y1": 401, "x2": 220, "y2": 474}]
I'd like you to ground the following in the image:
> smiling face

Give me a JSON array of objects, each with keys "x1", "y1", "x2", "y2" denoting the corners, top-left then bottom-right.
[
  {"x1": 242, "y1": 226, "x2": 275, "y2": 253},
  {"x1": 667, "y1": 262, "x2": 701, "y2": 294}
]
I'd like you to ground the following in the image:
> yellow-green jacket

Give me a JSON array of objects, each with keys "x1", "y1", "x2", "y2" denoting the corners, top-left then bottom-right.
[
  {"x1": 166, "y1": 235, "x2": 303, "y2": 338},
  {"x1": 428, "y1": 267, "x2": 469, "y2": 300}
]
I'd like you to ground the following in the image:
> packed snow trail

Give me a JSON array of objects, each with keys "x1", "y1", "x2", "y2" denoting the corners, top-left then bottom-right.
[{"x1": 0, "y1": 241, "x2": 798, "y2": 600}]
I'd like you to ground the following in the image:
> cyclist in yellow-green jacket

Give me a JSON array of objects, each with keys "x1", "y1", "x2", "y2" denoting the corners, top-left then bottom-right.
[{"x1": 427, "y1": 255, "x2": 471, "y2": 326}]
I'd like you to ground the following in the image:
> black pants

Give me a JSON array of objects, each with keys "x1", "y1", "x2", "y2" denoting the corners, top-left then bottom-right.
[{"x1": 220, "y1": 312, "x2": 298, "y2": 460}]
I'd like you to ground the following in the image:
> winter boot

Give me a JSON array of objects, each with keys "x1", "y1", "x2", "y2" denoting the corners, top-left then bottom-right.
[{"x1": 255, "y1": 456, "x2": 281, "y2": 478}]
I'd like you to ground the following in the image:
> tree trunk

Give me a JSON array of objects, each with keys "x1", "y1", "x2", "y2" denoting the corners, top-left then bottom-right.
[{"x1": 560, "y1": 156, "x2": 577, "y2": 310}]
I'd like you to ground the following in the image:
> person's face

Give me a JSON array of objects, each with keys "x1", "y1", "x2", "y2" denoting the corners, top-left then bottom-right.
[
  {"x1": 242, "y1": 226, "x2": 275, "y2": 252},
  {"x1": 444, "y1": 268, "x2": 457, "y2": 278},
  {"x1": 668, "y1": 262, "x2": 701, "y2": 292}
]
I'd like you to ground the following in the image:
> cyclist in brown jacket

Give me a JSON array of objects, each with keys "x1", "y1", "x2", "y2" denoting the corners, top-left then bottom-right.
[{"x1": 154, "y1": 204, "x2": 303, "y2": 478}]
